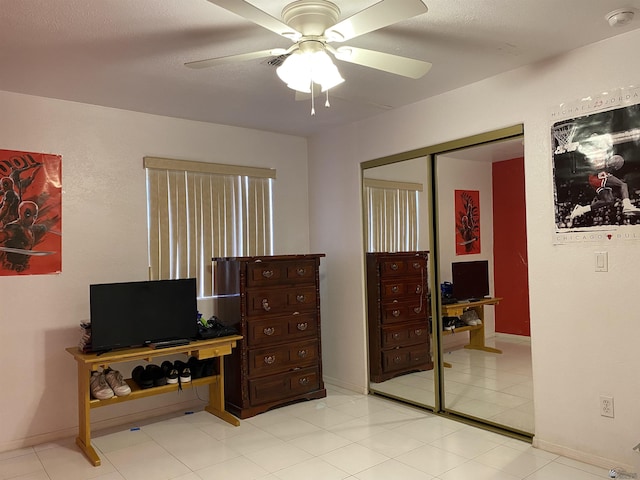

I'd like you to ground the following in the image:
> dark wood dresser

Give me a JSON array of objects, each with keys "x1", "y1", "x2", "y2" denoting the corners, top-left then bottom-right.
[
  {"x1": 212, "y1": 254, "x2": 326, "y2": 418},
  {"x1": 366, "y1": 251, "x2": 432, "y2": 383}
]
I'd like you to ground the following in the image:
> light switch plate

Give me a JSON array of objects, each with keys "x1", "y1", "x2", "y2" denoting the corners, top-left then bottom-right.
[{"x1": 595, "y1": 252, "x2": 608, "y2": 272}]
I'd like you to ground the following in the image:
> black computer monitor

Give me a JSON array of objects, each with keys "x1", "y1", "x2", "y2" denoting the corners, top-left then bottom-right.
[{"x1": 451, "y1": 260, "x2": 489, "y2": 301}]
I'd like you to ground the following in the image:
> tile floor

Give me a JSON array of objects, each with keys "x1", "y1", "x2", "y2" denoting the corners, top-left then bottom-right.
[
  {"x1": 1, "y1": 384, "x2": 612, "y2": 480},
  {"x1": 370, "y1": 334, "x2": 534, "y2": 434}
]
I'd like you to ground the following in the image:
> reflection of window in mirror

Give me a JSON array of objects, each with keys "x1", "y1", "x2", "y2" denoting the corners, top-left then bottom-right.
[{"x1": 363, "y1": 158, "x2": 428, "y2": 253}]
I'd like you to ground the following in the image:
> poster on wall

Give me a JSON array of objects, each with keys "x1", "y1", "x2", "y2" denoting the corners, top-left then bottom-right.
[
  {"x1": 0, "y1": 149, "x2": 62, "y2": 275},
  {"x1": 455, "y1": 189, "x2": 481, "y2": 255},
  {"x1": 551, "y1": 85, "x2": 640, "y2": 244}
]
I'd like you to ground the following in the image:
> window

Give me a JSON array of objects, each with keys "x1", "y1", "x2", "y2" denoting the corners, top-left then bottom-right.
[
  {"x1": 364, "y1": 178, "x2": 421, "y2": 252},
  {"x1": 144, "y1": 156, "x2": 275, "y2": 297}
]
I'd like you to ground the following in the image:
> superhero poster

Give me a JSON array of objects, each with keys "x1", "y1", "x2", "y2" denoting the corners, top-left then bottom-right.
[
  {"x1": 455, "y1": 189, "x2": 480, "y2": 255},
  {"x1": 0, "y1": 149, "x2": 61, "y2": 275}
]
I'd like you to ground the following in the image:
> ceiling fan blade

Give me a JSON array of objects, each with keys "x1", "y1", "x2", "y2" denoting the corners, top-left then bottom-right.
[
  {"x1": 333, "y1": 46, "x2": 431, "y2": 79},
  {"x1": 185, "y1": 49, "x2": 276, "y2": 69},
  {"x1": 325, "y1": 0, "x2": 427, "y2": 42},
  {"x1": 207, "y1": 0, "x2": 301, "y2": 40}
]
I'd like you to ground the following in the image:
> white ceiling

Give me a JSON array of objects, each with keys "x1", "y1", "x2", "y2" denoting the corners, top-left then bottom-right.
[{"x1": 1, "y1": 0, "x2": 639, "y2": 137}]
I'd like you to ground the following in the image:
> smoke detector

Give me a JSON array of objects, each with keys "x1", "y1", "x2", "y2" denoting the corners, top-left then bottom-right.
[{"x1": 606, "y1": 8, "x2": 635, "y2": 27}]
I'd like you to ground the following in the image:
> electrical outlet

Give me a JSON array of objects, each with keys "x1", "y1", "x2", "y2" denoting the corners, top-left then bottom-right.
[{"x1": 600, "y1": 395, "x2": 614, "y2": 418}]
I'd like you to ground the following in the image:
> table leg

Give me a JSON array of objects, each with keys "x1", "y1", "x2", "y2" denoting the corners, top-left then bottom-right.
[
  {"x1": 76, "y1": 365, "x2": 101, "y2": 466},
  {"x1": 204, "y1": 356, "x2": 240, "y2": 426},
  {"x1": 465, "y1": 306, "x2": 502, "y2": 354}
]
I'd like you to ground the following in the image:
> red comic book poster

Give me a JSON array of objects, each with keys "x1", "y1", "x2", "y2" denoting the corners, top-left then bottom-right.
[
  {"x1": 0, "y1": 149, "x2": 62, "y2": 275},
  {"x1": 455, "y1": 189, "x2": 480, "y2": 255}
]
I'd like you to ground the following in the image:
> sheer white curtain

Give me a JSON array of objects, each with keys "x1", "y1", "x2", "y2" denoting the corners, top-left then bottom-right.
[
  {"x1": 144, "y1": 157, "x2": 275, "y2": 297},
  {"x1": 364, "y1": 178, "x2": 421, "y2": 253}
]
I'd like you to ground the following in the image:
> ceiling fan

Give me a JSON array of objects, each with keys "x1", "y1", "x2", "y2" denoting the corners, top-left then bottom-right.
[{"x1": 186, "y1": 0, "x2": 432, "y2": 109}]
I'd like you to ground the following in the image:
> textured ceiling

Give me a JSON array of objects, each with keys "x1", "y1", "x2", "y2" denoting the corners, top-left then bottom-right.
[{"x1": 1, "y1": 0, "x2": 639, "y2": 137}]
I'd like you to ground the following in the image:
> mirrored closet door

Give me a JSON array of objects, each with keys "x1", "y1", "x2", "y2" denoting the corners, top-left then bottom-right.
[
  {"x1": 362, "y1": 126, "x2": 534, "y2": 438},
  {"x1": 434, "y1": 136, "x2": 534, "y2": 436},
  {"x1": 363, "y1": 157, "x2": 436, "y2": 410}
]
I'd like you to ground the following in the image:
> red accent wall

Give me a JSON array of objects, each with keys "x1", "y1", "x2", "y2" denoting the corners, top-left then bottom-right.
[{"x1": 492, "y1": 158, "x2": 531, "y2": 336}]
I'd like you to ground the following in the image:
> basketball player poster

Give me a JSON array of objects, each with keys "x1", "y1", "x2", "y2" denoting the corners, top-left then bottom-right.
[
  {"x1": 551, "y1": 85, "x2": 640, "y2": 243},
  {"x1": 455, "y1": 189, "x2": 481, "y2": 254},
  {"x1": 0, "y1": 149, "x2": 62, "y2": 275}
]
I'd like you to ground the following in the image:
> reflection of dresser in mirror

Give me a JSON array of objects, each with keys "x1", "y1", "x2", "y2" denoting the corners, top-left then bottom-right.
[{"x1": 366, "y1": 251, "x2": 433, "y2": 383}]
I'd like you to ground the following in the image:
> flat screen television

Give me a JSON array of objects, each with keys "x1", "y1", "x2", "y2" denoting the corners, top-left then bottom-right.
[
  {"x1": 89, "y1": 278, "x2": 198, "y2": 352},
  {"x1": 451, "y1": 260, "x2": 490, "y2": 301}
]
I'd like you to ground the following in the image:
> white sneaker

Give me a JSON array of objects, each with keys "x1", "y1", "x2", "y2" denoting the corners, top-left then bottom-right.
[
  {"x1": 104, "y1": 368, "x2": 131, "y2": 396},
  {"x1": 90, "y1": 371, "x2": 114, "y2": 400},
  {"x1": 623, "y1": 204, "x2": 640, "y2": 215},
  {"x1": 570, "y1": 204, "x2": 589, "y2": 220}
]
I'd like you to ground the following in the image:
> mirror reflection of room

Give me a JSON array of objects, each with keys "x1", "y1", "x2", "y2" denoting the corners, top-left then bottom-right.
[
  {"x1": 436, "y1": 138, "x2": 534, "y2": 435},
  {"x1": 363, "y1": 157, "x2": 436, "y2": 409}
]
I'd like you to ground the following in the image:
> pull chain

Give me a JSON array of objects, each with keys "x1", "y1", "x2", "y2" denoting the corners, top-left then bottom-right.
[
  {"x1": 310, "y1": 82, "x2": 315, "y2": 116},
  {"x1": 325, "y1": 90, "x2": 330, "y2": 108}
]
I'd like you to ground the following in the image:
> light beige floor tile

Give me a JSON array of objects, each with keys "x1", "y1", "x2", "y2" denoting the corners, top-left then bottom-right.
[
  {"x1": 394, "y1": 444, "x2": 468, "y2": 477},
  {"x1": 288, "y1": 429, "x2": 353, "y2": 456},
  {"x1": 438, "y1": 459, "x2": 520, "y2": 480},
  {"x1": 273, "y1": 457, "x2": 351, "y2": 480},
  {"x1": 244, "y1": 442, "x2": 313, "y2": 473},
  {"x1": 195, "y1": 455, "x2": 269, "y2": 480},
  {"x1": 474, "y1": 444, "x2": 554, "y2": 477},
  {"x1": 353, "y1": 458, "x2": 436, "y2": 480},
  {"x1": 320, "y1": 443, "x2": 390, "y2": 475},
  {"x1": 0, "y1": 452, "x2": 45, "y2": 480}
]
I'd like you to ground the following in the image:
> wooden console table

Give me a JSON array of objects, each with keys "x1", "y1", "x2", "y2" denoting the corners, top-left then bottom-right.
[
  {"x1": 66, "y1": 335, "x2": 242, "y2": 466},
  {"x1": 442, "y1": 298, "x2": 502, "y2": 354}
]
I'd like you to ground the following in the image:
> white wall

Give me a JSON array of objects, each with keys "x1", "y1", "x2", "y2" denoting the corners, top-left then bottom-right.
[
  {"x1": 308, "y1": 29, "x2": 640, "y2": 469},
  {"x1": 0, "y1": 91, "x2": 310, "y2": 451}
]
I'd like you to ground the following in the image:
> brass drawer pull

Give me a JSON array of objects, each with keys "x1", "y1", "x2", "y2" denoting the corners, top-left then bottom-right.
[
  {"x1": 391, "y1": 285, "x2": 399, "y2": 293},
  {"x1": 414, "y1": 329, "x2": 423, "y2": 336},
  {"x1": 392, "y1": 332, "x2": 401, "y2": 340},
  {"x1": 414, "y1": 306, "x2": 422, "y2": 314},
  {"x1": 262, "y1": 270, "x2": 274, "y2": 278},
  {"x1": 298, "y1": 377, "x2": 310, "y2": 386},
  {"x1": 390, "y1": 262, "x2": 399, "y2": 270},
  {"x1": 392, "y1": 310, "x2": 400, "y2": 317},
  {"x1": 264, "y1": 355, "x2": 276, "y2": 365},
  {"x1": 262, "y1": 299, "x2": 271, "y2": 311},
  {"x1": 393, "y1": 355, "x2": 402, "y2": 364},
  {"x1": 415, "y1": 285, "x2": 422, "y2": 294},
  {"x1": 296, "y1": 294, "x2": 306, "y2": 303},
  {"x1": 297, "y1": 349, "x2": 308, "y2": 358},
  {"x1": 412, "y1": 262, "x2": 421, "y2": 270},
  {"x1": 296, "y1": 267, "x2": 306, "y2": 276},
  {"x1": 263, "y1": 327, "x2": 275, "y2": 336},
  {"x1": 297, "y1": 322, "x2": 308, "y2": 331}
]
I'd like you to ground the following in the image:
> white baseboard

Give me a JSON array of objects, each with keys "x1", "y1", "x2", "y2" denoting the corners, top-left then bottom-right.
[
  {"x1": 534, "y1": 438, "x2": 634, "y2": 473},
  {"x1": 323, "y1": 376, "x2": 368, "y2": 395}
]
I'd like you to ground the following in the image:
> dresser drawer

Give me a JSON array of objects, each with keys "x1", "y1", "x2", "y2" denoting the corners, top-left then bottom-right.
[
  {"x1": 381, "y1": 299, "x2": 428, "y2": 324},
  {"x1": 246, "y1": 286, "x2": 317, "y2": 316},
  {"x1": 382, "y1": 345, "x2": 430, "y2": 373},
  {"x1": 249, "y1": 366, "x2": 321, "y2": 405},
  {"x1": 380, "y1": 257, "x2": 427, "y2": 277},
  {"x1": 381, "y1": 322, "x2": 429, "y2": 349},
  {"x1": 246, "y1": 260, "x2": 316, "y2": 287},
  {"x1": 380, "y1": 279, "x2": 424, "y2": 299},
  {"x1": 247, "y1": 314, "x2": 318, "y2": 347},
  {"x1": 248, "y1": 340, "x2": 318, "y2": 377}
]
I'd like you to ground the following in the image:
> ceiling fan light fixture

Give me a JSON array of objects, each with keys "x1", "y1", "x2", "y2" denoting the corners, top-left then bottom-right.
[{"x1": 276, "y1": 49, "x2": 344, "y2": 93}]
